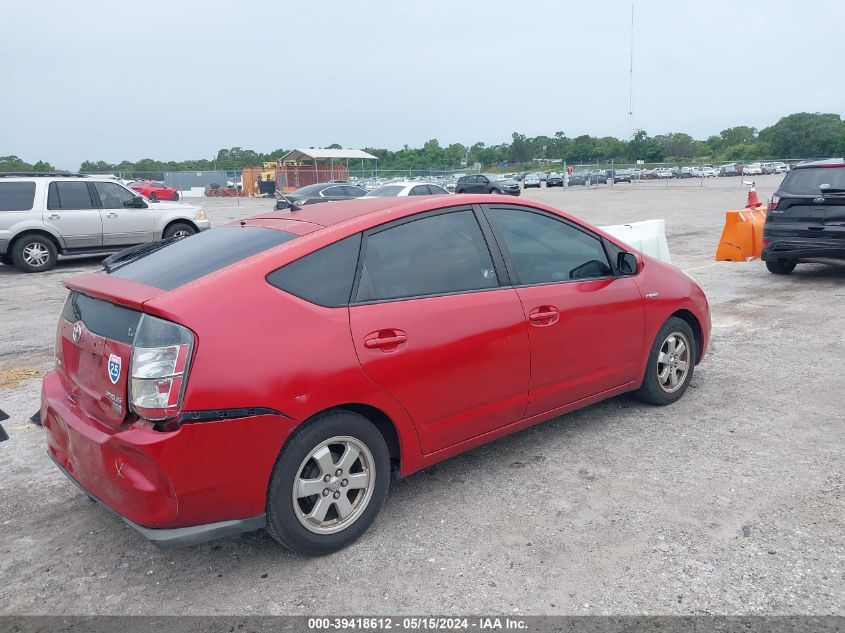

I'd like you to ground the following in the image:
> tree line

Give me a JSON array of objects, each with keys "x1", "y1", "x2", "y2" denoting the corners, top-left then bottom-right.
[{"x1": 2, "y1": 112, "x2": 842, "y2": 176}]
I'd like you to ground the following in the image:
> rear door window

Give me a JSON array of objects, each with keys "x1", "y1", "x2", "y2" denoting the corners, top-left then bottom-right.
[
  {"x1": 267, "y1": 235, "x2": 361, "y2": 307},
  {"x1": 109, "y1": 226, "x2": 296, "y2": 290},
  {"x1": 0, "y1": 182, "x2": 36, "y2": 211},
  {"x1": 355, "y1": 209, "x2": 498, "y2": 302},
  {"x1": 48, "y1": 182, "x2": 95, "y2": 210}
]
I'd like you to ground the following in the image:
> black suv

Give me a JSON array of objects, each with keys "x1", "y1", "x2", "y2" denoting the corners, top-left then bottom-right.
[
  {"x1": 762, "y1": 158, "x2": 845, "y2": 274},
  {"x1": 455, "y1": 174, "x2": 520, "y2": 195}
]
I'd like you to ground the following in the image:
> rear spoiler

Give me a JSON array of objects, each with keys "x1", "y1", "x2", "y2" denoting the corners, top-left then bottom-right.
[{"x1": 64, "y1": 272, "x2": 162, "y2": 311}]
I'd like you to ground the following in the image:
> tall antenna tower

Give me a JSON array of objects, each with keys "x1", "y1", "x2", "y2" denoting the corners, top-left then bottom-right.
[{"x1": 628, "y1": 3, "x2": 634, "y2": 138}]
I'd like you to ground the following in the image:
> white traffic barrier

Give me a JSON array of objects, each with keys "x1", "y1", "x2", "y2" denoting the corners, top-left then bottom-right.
[{"x1": 599, "y1": 219, "x2": 671, "y2": 264}]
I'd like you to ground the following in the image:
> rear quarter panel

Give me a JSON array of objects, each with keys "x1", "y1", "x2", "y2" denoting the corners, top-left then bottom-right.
[{"x1": 143, "y1": 251, "x2": 424, "y2": 473}]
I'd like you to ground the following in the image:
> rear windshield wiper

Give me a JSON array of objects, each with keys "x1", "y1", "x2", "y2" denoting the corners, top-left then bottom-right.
[
  {"x1": 819, "y1": 187, "x2": 845, "y2": 195},
  {"x1": 102, "y1": 236, "x2": 180, "y2": 273}
]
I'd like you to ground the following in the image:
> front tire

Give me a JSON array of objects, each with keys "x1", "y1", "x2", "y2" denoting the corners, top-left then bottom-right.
[
  {"x1": 765, "y1": 259, "x2": 796, "y2": 275},
  {"x1": 162, "y1": 222, "x2": 196, "y2": 240},
  {"x1": 490, "y1": 188, "x2": 501, "y2": 194},
  {"x1": 266, "y1": 411, "x2": 390, "y2": 555},
  {"x1": 634, "y1": 317, "x2": 695, "y2": 406},
  {"x1": 149, "y1": 192, "x2": 157, "y2": 202},
  {"x1": 11, "y1": 235, "x2": 58, "y2": 273}
]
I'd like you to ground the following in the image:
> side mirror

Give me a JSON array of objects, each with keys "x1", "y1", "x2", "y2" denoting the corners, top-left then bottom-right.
[
  {"x1": 275, "y1": 199, "x2": 290, "y2": 210},
  {"x1": 617, "y1": 251, "x2": 638, "y2": 275},
  {"x1": 124, "y1": 195, "x2": 147, "y2": 208}
]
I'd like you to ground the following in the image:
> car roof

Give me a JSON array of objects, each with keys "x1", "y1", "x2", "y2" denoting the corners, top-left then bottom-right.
[
  {"x1": 794, "y1": 158, "x2": 845, "y2": 169},
  {"x1": 244, "y1": 194, "x2": 574, "y2": 233}
]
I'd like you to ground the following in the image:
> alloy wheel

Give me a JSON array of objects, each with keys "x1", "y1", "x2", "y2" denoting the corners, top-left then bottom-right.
[
  {"x1": 22, "y1": 242, "x2": 50, "y2": 268},
  {"x1": 292, "y1": 436, "x2": 375, "y2": 535},
  {"x1": 657, "y1": 331, "x2": 690, "y2": 393}
]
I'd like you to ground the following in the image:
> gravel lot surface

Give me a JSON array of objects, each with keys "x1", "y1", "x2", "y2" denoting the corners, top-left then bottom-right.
[{"x1": 1, "y1": 175, "x2": 843, "y2": 616}]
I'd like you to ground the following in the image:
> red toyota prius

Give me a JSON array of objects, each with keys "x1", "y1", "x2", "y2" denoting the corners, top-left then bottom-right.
[{"x1": 41, "y1": 195, "x2": 710, "y2": 554}]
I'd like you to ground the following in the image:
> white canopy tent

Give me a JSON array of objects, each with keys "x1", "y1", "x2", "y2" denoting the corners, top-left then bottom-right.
[{"x1": 279, "y1": 149, "x2": 378, "y2": 181}]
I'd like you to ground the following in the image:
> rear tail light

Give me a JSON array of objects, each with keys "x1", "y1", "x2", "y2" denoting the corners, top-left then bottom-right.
[
  {"x1": 768, "y1": 194, "x2": 780, "y2": 211},
  {"x1": 129, "y1": 315, "x2": 194, "y2": 421}
]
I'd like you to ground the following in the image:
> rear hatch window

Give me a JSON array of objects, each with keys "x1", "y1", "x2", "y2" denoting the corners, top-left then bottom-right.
[
  {"x1": 108, "y1": 226, "x2": 296, "y2": 290},
  {"x1": 781, "y1": 167, "x2": 845, "y2": 195}
]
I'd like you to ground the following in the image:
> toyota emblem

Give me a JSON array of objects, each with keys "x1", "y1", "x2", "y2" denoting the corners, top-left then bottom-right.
[{"x1": 72, "y1": 322, "x2": 82, "y2": 343}]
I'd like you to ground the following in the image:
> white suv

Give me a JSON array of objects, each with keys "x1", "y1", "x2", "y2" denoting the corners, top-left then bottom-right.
[{"x1": 0, "y1": 173, "x2": 211, "y2": 272}]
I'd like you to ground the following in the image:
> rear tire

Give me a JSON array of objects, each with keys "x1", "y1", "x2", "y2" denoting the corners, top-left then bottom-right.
[
  {"x1": 11, "y1": 235, "x2": 58, "y2": 273},
  {"x1": 634, "y1": 317, "x2": 696, "y2": 406},
  {"x1": 0, "y1": 255, "x2": 12, "y2": 266},
  {"x1": 172, "y1": 192, "x2": 179, "y2": 201},
  {"x1": 149, "y1": 192, "x2": 157, "y2": 202},
  {"x1": 265, "y1": 410, "x2": 390, "y2": 555},
  {"x1": 766, "y1": 259, "x2": 796, "y2": 275}
]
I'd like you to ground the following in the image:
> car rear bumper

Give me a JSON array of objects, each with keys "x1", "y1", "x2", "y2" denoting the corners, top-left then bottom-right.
[
  {"x1": 763, "y1": 239, "x2": 845, "y2": 261},
  {"x1": 50, "y1": 453, "x2": 266, "y2": 548},
  {"x1": 41, "y1": 369, "x2": 294, "y2": 544}
]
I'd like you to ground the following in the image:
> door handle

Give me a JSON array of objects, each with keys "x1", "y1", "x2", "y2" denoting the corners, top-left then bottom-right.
[
  {"x1": 47, "y1": 214, "x2": 60, "y2": 220},
  {"x1": 363, "y1": 330, "x2": 407, "y2": 351},
  {"x1": 106, "y1": 212, "x2": 118, "y2": 218},
  {"x1": 528, "y1": 306, "x2": 560, "y2": 326}
]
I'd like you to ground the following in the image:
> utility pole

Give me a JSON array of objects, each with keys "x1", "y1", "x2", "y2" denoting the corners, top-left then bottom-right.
[{"x1": 628, "y1": 3, "x2": 634, "y2": 139}]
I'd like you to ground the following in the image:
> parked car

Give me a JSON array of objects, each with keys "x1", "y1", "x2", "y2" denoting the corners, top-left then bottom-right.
[
  {"x1": 0, "y1": 173, "x2": 209, "y2": 272},
  {"x1": 719, "y1": 164, "x2": 739, "y2": 177},
  {"x1": 763, "y1": 157, "x2": 845, "y2": 274},
  {"x1": 773, "y1": 162, "x2": 790, "y2": 174},
  {"x1": 275, "y1": 182, "x2": 367, "y2": 210},
  {"x1": 455, "y1": 174, "x2": 520, "y2": 195},
  {"x1": 744, "y1": 163, "x2": 763, "y2": 176},
  {"x1": 567, "y1": 171, "x2": 592, "y2": 186},
  {"x1": 702, "y1": 167, "x2": 719, "y2": 178},
  {"x1": 641, "y1": 169, "x2": 657, "y2": 180},
  {"x1": 655, "y1": 168, "x2": 673, "y2": 179},
  {"x1": 41, "y1": 194, "x2": 711, "y2": 554},
  {"x1": 129, "y1": 180, "x2": 180, "y2": 202},
  {"x1": 612, "y1": 169, "x2": 633, "y2": 184},
  {"x1": 588, "y1": 169, "x2": 608, "y2": 184},
  {"x1": 539, "y1": 172, "x2": 548, "y2": 182},
  {"x1": 546, "y1": 172, "x2": 564, "y2": 187},
  {"x1": 523, "y1": 173, "x2": 542, "y2": 189},
  {"x1": 363, "y1": 182, "x2": 449, "y2": 197}
]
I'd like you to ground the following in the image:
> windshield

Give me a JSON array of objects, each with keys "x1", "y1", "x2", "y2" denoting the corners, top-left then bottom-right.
[
  {"x1": 365, "y1": 185, "x2": 405, "y2": 197},
  {"x1": 781, "y1": 167, "x2": 845, "y2": 195}
]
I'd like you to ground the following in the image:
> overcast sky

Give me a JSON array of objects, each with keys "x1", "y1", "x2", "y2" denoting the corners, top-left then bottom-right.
[{"x1": 2, "y1": 0, "x2": 842, "y2": 169}]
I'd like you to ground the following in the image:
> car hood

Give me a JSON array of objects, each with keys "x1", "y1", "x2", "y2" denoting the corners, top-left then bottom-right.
[{"x1": 150, "y1": 200, "x2": 201, "y2": 212}]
